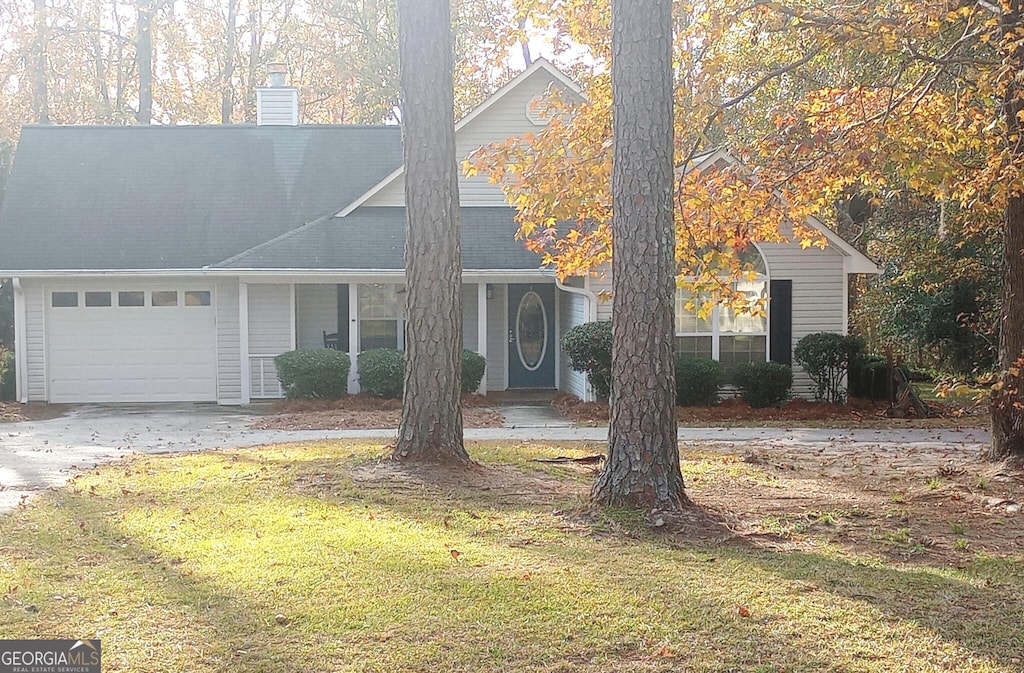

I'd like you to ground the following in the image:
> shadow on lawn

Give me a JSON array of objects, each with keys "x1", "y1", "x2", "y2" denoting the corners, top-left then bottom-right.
[
  {"x1": 282, "y1": 451, "x2": 1024, "y2": 670},
  {"x1": 292, "y1": 450, "x2": 1019, "y2": 667},
  {"x1": 1, "y1": 447, "x2": 1021, "y2": 672},
  {"x1": 0, "y1": 495, "x2": 337, "y2": 673}
]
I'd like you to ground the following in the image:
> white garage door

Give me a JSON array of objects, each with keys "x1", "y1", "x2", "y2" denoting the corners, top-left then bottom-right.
[{"x1": 46, "y1": 288, "x2": 218, "y2": 403}]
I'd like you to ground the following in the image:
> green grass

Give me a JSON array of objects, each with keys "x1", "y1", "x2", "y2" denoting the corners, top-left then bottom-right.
[{"x1": 0, "y1": 441, "x2": 1021, "y2": 672}]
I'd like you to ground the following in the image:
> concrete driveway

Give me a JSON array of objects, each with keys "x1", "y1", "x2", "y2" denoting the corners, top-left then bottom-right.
[{"x1": 0, "y1": 403, "x2": 991, "y2": 513}]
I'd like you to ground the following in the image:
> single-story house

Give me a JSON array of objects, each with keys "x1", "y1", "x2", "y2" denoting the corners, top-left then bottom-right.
[{"x1": 0, "y1": 59, "x2": 878, "y2": 405}]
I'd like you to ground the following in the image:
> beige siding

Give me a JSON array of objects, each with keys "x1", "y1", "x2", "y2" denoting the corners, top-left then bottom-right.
[
  {"x1": 295, "y1": 284, "x2": 338, "y2": 351},
  {"x1": 216, "y1": 278, "x2": 242, "y2": 404},
  {"x1": 23, "y1": 280, "x2": 46, "y2": 401},
  {"x1": 366, "y1": 69, "x2": 559, "y2": 208},
  {"x1": 248, "y1": 284, "x2": 292, "y2": 398},
  {"x1": 486, "y1": 284, "x2": 507, "y2": 390},
  {"x1": 760, "y1": 241, "x2": 847, "y2": 398},
  {"x1": 558, "y1": 290, "x2": 588, "y2": 400},
  {"x1": 591, "y1": 273, "x2": 614, "y2": 322}
]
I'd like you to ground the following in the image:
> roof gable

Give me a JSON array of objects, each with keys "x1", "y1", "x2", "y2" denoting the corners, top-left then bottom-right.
[
  {"x1": 691, "y1": 148, "x2": 880, "y2": 274},
  {"x1": 336, "y1": 58, "x2": 584, "y2": 217}
]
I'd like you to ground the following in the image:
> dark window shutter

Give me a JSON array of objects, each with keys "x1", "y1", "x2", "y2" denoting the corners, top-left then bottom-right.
[
  {"x1": 769, "y1": 280, "x2": 793, "y2": 366},
  {"x1": 337, "y1": 284, "x2": 349, "y2": 349}
]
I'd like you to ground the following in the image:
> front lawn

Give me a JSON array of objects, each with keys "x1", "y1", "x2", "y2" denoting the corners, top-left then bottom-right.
[{"x1": 0, "y1": 441, "x2": 1021, "y2": 672}]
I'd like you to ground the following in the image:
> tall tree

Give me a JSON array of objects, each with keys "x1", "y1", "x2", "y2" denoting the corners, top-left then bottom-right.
[
  {"x1": 591, "y1": 0, "x2": 685, "y2": 509},
  {"x1": 135, "y1": 1, "x2": 153, "y2": 124},
  {"x1": 991, "y1": 0, "x2": 1024, "y2": 462},
  {"x1": 29, "y1": 0, "x2": 48, "y2": 124},
  {"x1": 220, "y1": 0, "x2": 239, "y2": 124},
  {"x1": 391, "y1": 0, "x2": 468, "y2": 465}
]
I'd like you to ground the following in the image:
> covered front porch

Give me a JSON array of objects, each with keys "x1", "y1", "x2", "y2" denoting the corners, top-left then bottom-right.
[{"x1": 240, "y1": 274, "x2": 576, "y2": 402}]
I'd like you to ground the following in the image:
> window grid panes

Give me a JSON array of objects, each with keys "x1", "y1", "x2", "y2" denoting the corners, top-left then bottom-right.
[
  {"x1": 84, "y1": 291, "x2": 111, "y2": 307},
  {"x1": 152, "y1": 291, "x2": 178, "y2": 307},
  {"x1": 358, "y1": 284, "x2": 404, "y2": 351},
  {"x1": 360, "y1": 320, "x2": 399, "y2": 351},
  {"x1": 718, "y1": 280, "x2": 768, "y2": 334},
  {"x1": 184, "y1": 291, "x2": 211, "y2": 306},
  {"x1": 675, "y1": 289, "x2": 713, "y2": 334},
  {"x1": 674, "y1": 245, "x2": 769, "y2": 369},
  {"x1": 51, "y1": 292, "x2": 78, "y2": 308},
  {"x1": 674, "y1": 336, "x2": 713, "y2": 360},
  {"x1": 719, "y1": 335, "x2": 768, "y2": 372},
  {"x1": 118, "y1": 291, "x2": 145, "y2": 307}
]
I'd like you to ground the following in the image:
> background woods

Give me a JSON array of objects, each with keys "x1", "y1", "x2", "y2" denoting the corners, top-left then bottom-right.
[{"x1": 0, "y1": 0, "x2": 527, "y2": 188}]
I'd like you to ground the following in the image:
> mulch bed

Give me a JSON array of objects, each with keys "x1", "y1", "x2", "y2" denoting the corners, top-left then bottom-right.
[
  {"x1": 0, "y1": 402, "x2": 67, "y2": 423},
  {"x1": 553, "y1": 393, "x2": 988, "y2": 428},
  {"x1": 252, "y1": 393, "x2": 504, "y2": 430}
]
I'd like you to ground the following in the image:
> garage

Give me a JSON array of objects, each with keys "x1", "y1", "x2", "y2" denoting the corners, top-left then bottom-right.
[{"x1": 45, "y1": 287, "x2": 218, "y2": 403}]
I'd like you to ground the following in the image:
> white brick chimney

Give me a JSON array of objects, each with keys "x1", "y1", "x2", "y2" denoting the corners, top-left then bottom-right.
[{"x1": 256, "y1": 62, "x2": 299, "y2": 126}]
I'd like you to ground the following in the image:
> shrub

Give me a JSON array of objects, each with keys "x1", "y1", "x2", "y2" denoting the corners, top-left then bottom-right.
[
  {"x1": 0, "y1": 350, "x2": 14, "y2": 401},
  {"x1": 562, "y1": 321, "x2": 613, "y2": 399},
  {"x1": 462, "y1": 350, "x2": 486, "y2": 393},
  {"x1": 794, "y1": 332, "x2": 864, "y2": 403},
  {"x1": 734, "y1": 361, "x2": 793, "y2": 408},
  {"x1": 275, "y1": 348, "x2": 350, "y2": 399},
  {"x1": 675, "y1": 356, "x2": 724, "y2": 406},
  {"x1": 358, "y1": 349, "x2": 405, "y2": 398}
]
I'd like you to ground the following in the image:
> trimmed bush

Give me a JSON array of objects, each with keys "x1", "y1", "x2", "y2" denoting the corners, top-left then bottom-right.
[
  {"x1": 734, "y1": 361, "x2": 793, "y2": 408},
  {"x1": 794, "y1": 332, "x2": 864, "y2": 403},
  {"x1": 359, "y1": 349, "x2": 405, "y2": 398},
  {"x1": 462, "y1": 350, "x2": 486, "y2": 393},
  {"x1": 275, "y1": 348, "x2": 350, "y2": 399},
  {"x1": 561, "y1": 321, "x2": 613, "y2": 399},
  {"x1": 0, "y1": 350, "x2": 15, "y2": 401},
  {"x1": 675, "y1": 356, "x2": 724, "y2": 406}
]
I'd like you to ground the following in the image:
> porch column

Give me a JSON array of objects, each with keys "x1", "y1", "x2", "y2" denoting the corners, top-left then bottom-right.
[
  {"x1": 347, "y1": 284, "x2": 360, "y2": 394},
  {"x1": 239, "y1": 282, "x2": 251, "y2": 404},
  {"x1": 289, "y1": 283, "x2": 297, "y2": 350},
  {"x1": 477, "y1": 283, "x2": 488, "y2": 394},
  {"x1": 12, "y1": 278, "x2": 27, "y2": 403}
]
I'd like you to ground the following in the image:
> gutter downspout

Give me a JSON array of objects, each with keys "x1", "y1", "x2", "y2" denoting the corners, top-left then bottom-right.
[
  {"x1": 549, "y1": 272, "x2": 600, "y2": 401},
  {"x1": 12, "y1": 278, "x2": 28, "y2": 403}
]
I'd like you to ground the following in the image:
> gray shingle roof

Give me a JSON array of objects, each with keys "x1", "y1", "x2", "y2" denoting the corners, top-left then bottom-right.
[
  {"x1": 215, "y1": 207, "x2": 545, "y2": 270},
  {"x1": 0, "y1": 124, "x2": 402, "y2": 270}
]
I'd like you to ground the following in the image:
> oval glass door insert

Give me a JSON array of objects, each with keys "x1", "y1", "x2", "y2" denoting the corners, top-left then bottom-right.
[{"x1": 516, "y1": 291, "x2": 547, "y2": 371}]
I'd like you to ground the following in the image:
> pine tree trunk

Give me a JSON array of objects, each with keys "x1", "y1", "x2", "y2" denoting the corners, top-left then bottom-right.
[
  {"x1": 30, "y1": 0, "x2": 49, "y2": 124},
  {"x1": 136, "y1": 2, "x2": 153, "y2": 125},
  {"x1": 221, "y1": 0, "x2": 239, "y2": 124},
  {"x1": 990, "y1": 0, "x2": 1024, "y2": 464},
  {"x1": 592, "y1": 0, "x2": 686, "y2": 509},
  {"x1": 392, "y1": 0, "x2": 468, "y2": 464}
]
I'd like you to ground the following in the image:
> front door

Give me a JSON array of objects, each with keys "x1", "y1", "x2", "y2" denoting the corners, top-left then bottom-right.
[{"x1": 507, "y1": 284, "x2": 555, "y2": 388}]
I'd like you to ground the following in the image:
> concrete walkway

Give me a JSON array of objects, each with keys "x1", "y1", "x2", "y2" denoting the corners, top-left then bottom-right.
[{"x1": 0, "y1": 403, "x2": 991, "y2": 513}]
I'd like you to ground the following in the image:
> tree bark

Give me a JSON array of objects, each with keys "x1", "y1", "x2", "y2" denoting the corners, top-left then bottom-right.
[
  {"x1": 30, "y1": 0, "x2": 49, "y2": 124},
  {"x1": 392, "y1": 0, "x2": 468, "y2": 464},
  {"x1": 221, "y1": 0, "x2": 239, "y2": 124},
  {"x1": 990, "y1": 0, "x2": 1024, "y2": 464},
  {"x1": 136, "y1": 2, "x2": 153, "y2": 124},
  {"x1": 592, "y1": 0, "x2": 686, "y2": 509}
]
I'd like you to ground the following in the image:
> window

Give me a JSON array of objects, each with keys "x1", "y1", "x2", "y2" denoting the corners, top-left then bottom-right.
[
  {"x1": 359, "y1": 284, "x2": 403, "y2": 351},
  {"x1": 184, "y1": 291, "x2": 211, "y2": 306},
  {"x1": 51, "y1": 292, "x2": 78, "y2": 308},
  {"x1": 152, "y1": 291, "x2": 178, "y2": 307},
  {"x1": 674, "y1": 246, "x2": 769, "y2": 374},
  {"x1": 85, "y1": 291, "x2": 111, "y2": 307},
  {"x1": 118, "y1": 291, "x2": 145, "y2": 307}
]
